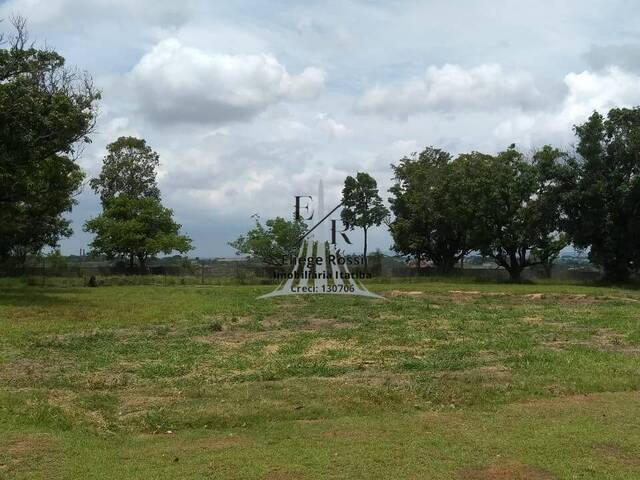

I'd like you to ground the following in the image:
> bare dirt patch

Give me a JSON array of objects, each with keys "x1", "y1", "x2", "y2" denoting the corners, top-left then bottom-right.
[
  {"x1": 459, "y1": 461, "x2": 556, "y2": 479},
  {"x1": 304, "y1": 338, "x2": 355, "y2": 357},
  {"x1": 302, "y1": 318, "x2": 354, "y2": 331},
  {"x1": 1, "y1": 433, "x2": 59, "y2": 471},
  {"x1": 434, "y1": 365, "x2": 512, "y2": 386},
  {"x1": 555, "y1": 294, "x2": 597, "y2": 305},
  {"x1": 450, "y1": 290, "x2": 508, "y2": 297},
  {"x1": 524, "y1": 293, "x2": 545, "y2": 300},
  {"x1": 3, "y1": 434, "x2": 55, "y2": 456},
  {"x1": 386, "y1": 290, "x2": 426, "y2": 298},
  {"x1": 194, "y1": 329, "x2": 276, "y2": 347},
  {"x1": 263, "y1": 344, "x2": 280, "y2": 355},
  {"x1": 338, "y1": 370, "x2": 412, "y2": 386},
  {"x1": 544, "y1": 329, "x2": 639, "y2": 354},
  {"x1": 592, "y1": 442, "x2": 640, "y2": 466}
]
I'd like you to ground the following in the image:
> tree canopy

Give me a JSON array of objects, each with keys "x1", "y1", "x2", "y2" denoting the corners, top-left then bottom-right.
[
  {"x1": 341, "y1": 172, "x2": 388, "y2": 269},
  {"x1": 89, "y1": 136, "x2": 161, "y2": 205},
  {"x1": 449, "y1": 146, "x2": 566, "y2": 280},
  {"x1": 84, "y1": 196, "x2": 192, "y2": 270},
  {"x1": 561, "y1": 108, "x2": 640, "y2": 281},
  {"x1": 84, "y1": 136, "x2": 191, "y2": 270},
  {"x1": 389, "y1": 147, "x2": 471, "y2": 274},
  {"x1": 0, "y1": 18, "x2": 100, "y2": 261},
  {"x1": 229, "y1": 216, "x2": 307, "y2": 268}
]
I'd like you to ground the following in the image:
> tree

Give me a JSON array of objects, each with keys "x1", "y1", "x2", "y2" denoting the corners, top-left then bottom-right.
[
  {"x1": 89, "y1": 136, "x2": 161, "y2": 205},
  {"x1": 229, "y1": 215, "x2": 307, "y2": 268},
  {"x1": 388, "y1": 147, "x2": 471, "y2": 274},
  {"x1": 532, "y1": 233, "x2": 567, "y2": 278},
  {"x1": 0, "y1": 18, "x2": 100, "y2": 261},
  {"x1": 561, "y1": 108, "x2": 640, "y2": 281},
  {"x1": 84, "y1": 196, "x2": 192, "y2": 270},
  {"x1": 85, "y1": 136, "x2": 191, "y2": 270},
  {"x1": 341, "y1": 172, "x2": 389, "y2": 271},
  {"x1": 454, "y1": 146, "x2": 565, "y2": 281},
  {"x1": 528, "y1": 145, "x2": 571, "y2": 278}
]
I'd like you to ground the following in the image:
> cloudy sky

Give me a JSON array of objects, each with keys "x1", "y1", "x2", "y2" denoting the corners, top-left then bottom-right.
[{"x1": 2, "y1": 0, "x2": 640, "y2": 257}]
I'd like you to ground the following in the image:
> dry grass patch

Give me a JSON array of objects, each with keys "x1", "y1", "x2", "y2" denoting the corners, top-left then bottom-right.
[
  {"x1": 434, "y1": 364, "x2": 512, "y2": 386},
  {"x1": 459, "y1": 461, "x2": 556, "y2": 479},
  {"x1": 386, "y1": 290, "x2": 426, "y2": 298},
  {"x1": 592, "y1": 442, "x2": 640, "y2": 466},
  {"x1": 304, "y1": 338, "x2": 356, "y2": 357},
  {"x1": 301, "y1": 318, "x2": 355, "y2": 331},
  {"x1": 544, "y1": 328, "x2": 640, "y2": 354}
]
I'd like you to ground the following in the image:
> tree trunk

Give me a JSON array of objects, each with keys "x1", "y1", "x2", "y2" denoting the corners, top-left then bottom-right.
[
  {"x1": 542, "y1": 262, "x2": 553, "y2": 279},
  {"x1": 507, "y1": 265, "x2": 523, "y2": 281},
  {"x1": 138, "y1": 255, "x2": 147, "y2": 274},
  {"x1": 435, "y1": 258, "x2": 456, "y2": 275},
  {"x1": 128, "y1": 254, "x2": 134, "y2": 272},
  {"x1": 363, "y1": 228, "x2": 368, "y2": 273},
  {"x1": 603, "y1": 263, "x2": 630, "y2": 283}
]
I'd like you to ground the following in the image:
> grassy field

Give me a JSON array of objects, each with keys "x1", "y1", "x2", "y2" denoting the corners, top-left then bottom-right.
[{"x1": 1, "y1": 281, "x2": 640, "y2": 479}]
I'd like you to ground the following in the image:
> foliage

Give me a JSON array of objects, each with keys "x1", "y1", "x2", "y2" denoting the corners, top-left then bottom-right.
[
  {"x1": 389, "y1": 147, "x2": 471, "y2": 273},
  {"x1": 84, "y1": 196, "x2": 192, "y2": 270},
  {"x1": 89, "y1": 136, "x2": 161, "y2": 205},
  {"x1": 341, "y1": 172, "x2": 389, "y2": 269},
  {"x1": 451, "y1": 145, "x2": 566, "y2": 280},
  {"x1": 0, "y1": 18, "x2": 100, "y2": 260},
  {"x1": 86, "y1": 135, "x2": 192, "y2": 271},
  {"x1": 229, "y1": 215, "x2": 307, "y2": 267},
  {"x1": 561, "y1": 108, "x2": 640, "y2": 281}
]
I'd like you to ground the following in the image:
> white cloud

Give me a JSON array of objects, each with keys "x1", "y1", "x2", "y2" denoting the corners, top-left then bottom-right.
[
  {"x1": 0, "y1": 0, "x2": 193, "y2": 29},
  {"x1": 356, "y1": 63, "x2": 542, "y2": 119},
  {"x1": 315, "y1": 113, "x2": 352, "y2": 139},
  {"x1": 494, "y1": 67, "x2": 640, "y2": 148},
  {"x1": 128, "y1": 39, "x2": 325, "y2": 125}
]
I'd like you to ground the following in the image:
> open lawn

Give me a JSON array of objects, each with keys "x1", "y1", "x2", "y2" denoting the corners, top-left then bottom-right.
[{"x1": 1, "y1": 281, "x2": 640, "y2": 479}]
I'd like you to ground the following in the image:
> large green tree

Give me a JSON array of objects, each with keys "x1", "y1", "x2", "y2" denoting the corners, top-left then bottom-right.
[
  {"x1": 454, "y1": 146, "x2": 565, "y2": 280},
  {"x1": 0, "y1": 18, "x2": 99, "y2": 261},
  {"x1": 341, "y1": 172, "x2": 389, "y2": 271},
  {"x1": 229, "y1": 215, "x2": 307, "y2": 268},
  {"x1": 389, "y1": 147, "x2": 471, "y2": 274},
  {"x1": 84, "y1": 196, "x2": 192, "y2": 270},
  {"x1": 562, "y1": 107, "x2": 640, "y2": 281},
  {"x1": 528, "y1": 145, "x2": 570, "y2": 277},
  {"x1": 89, "y1": 136, "x2": 161, "y2": 205},
  {"x1": 85, "y1": 137, "x2": 191, "y2": 270}
]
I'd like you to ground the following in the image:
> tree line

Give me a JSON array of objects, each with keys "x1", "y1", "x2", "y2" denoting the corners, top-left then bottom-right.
[
  {"x1": 388, "y1": 107, "x2": 640, "y2": 281},
  {"x1": 234, "y1": 107, "x2": 640, "y2": 282},
  {"x1": 3, "y1": 19, "x2": 640, "y2": 281},
  {"x1": 1, "y1": 19, "x2": 191, "y2": 271}
]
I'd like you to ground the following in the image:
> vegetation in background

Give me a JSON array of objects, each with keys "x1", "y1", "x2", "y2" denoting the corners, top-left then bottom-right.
[
  {"x1": 341, "y1": 172, "x2": 389, "y2": 271},
  {"x1": 84, "y1": 136, "x2": 192, "y2": 271},
  {"x1": 89, "y1": 136, "x2": 161, "y2": 204},
  {"x1": 454, "y1": 145, "x2": 567, "y2": 280},
  {"x1": 229, "y1": 215, "x2": 307, "y2": 268},
  {"x1": 562, "y1": 108, "x2": 640, "y2": 281},
  {"x1": 0, "y1": 18, "x2": 99, "y2": 263},
  {"x1": 84, "y1": 196, "x2": 192, "y2": 270},
  {"x1": 389, "y1": 147, "x2": 471, "y2": 274}
]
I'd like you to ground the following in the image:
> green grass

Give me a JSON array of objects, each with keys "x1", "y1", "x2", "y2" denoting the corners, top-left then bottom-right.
[{"x1": 1, "y1": 281, "x2": 640, "y2": 478}]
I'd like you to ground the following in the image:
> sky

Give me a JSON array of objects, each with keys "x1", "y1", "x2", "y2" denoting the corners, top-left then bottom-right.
[{"x1": 2, "y1": 0, "x2": 640, "y2": 257}]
